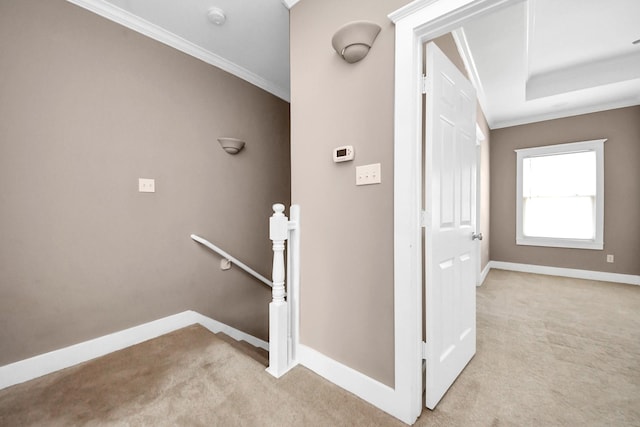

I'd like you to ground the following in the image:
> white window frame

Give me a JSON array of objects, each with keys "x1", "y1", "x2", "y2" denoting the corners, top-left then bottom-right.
[{"x1": 515, "y1": 139, "x2": 606, "y2": 250}]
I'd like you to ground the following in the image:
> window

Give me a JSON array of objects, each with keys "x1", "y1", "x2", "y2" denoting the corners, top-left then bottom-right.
[{"x1": 516, "y1": 139, "x2": 605, "y2": 250}]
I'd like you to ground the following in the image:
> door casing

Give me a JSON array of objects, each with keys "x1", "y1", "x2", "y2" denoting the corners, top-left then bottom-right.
[{"x1": 389, "y1": 0, "x2": 520, "y2": 423}]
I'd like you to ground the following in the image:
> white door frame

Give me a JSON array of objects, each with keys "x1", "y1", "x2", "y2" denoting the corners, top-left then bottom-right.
[
  {"x1": 475, "y1": 124, "x2": 485, "y2": 286},
  {"x1": 388, "y1": 0, "x2": 519, "y2": 423}
]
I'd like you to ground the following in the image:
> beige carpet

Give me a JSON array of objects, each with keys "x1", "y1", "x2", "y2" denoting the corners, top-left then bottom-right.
[
  {"x1": 1, "y1": 270, "x2": 639, "y2": 426},
  {"x1": 415, "y1": 269, "x2": 640, "y2": 426}
]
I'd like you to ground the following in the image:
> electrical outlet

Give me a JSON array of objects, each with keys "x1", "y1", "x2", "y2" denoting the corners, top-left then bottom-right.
[
  {"x1": 356, "y1": 163, "x2": 381, "y2": 186},
  {"x1": 606, "y1": 254, "x2": 614, "y2": 263},
  {"x1": 138, "y1": 178, "x2": 155, "y2": 193}
]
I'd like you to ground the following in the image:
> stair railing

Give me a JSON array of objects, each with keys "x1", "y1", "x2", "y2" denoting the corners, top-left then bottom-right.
[
  {"x1": 267, "y1": 203, "x2": 300, "y2": 378},
  {"x1": 191, "y1": 204, "x2": 300, "y2": 378},
  {"x1": 190, "y1": 234, "x2": 273, "y2": 287}
]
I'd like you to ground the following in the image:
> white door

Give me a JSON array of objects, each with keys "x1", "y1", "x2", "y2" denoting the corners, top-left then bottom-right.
[{"x1": 424, "y1": 42, "x2": 477, "y2": 410}]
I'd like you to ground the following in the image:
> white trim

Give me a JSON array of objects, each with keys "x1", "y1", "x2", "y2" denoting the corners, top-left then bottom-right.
[
  {"x1": 192, "y1": 312, "x2": 269, "y2": 351},
  {"x1": 281, "y1": 0, "x2": 300, "y2": 9},
  {"x1": 0, "y1": 310, "x2": 267, "y2": 390},
  {"x1": 479, "y1": 262, "x2": 491, "y2": 286},
  {"x1": 297, "y1": 345, "x2": 398, "y2": 418},
  {"x1": 453, "y1": 28, "x2": 491, "y2": 126},
  {"x1": 388, "y1": 0, "x2": 440, "y2": 23},
  {"x1": 488, "y1": 261, "x2": 640, "y2": 286},
  {"x1": 287, "y1": 205, "x2": 301, "y2": 364},
  {"x1": 390, "y1": 0, "x2": 520, "y2": 422},
  {"x1": 492, "y1": 97, "x2": 640, "y2": 129},
  {"x1": 391, "y1": 9, "x2": 424, "y2": 424},
  {"x1": 476, "y1": 123, "x2": 486, "y2": 143},
  {"x1": 65, "y1": 0, "x2": 290, "y2": 102},
  {"x1": 475, "y1": 124, "x2": 484, "y2": 286}
]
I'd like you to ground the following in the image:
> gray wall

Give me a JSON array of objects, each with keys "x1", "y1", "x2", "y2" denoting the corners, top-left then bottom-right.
[
  {"x1": 490, "y1": 106, "x2": 640, "y2": 275},
  {"x1": 290, "y1": 0, "x2": 410, "y2": 387},
  {"x1": 0, "y1": 0, "x2": 290, "y2": 366}
]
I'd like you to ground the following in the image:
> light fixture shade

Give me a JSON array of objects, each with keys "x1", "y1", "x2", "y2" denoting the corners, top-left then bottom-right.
[
  {"x1": 218, "y1": 137, "x2": 245, "y2": 154},
  {"x1": 331, "y1": 21, "x2": 381, "y2": 64}
]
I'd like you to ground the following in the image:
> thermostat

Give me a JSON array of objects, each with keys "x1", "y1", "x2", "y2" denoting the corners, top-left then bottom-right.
[{"x1": 333, "y1": 145, "x2": 354, "y2": 162}]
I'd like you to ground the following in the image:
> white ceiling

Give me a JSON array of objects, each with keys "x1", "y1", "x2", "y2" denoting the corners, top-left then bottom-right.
[
  {"x1": 68, "y1": 0, "x2": 291, "y2": 101},
  {"x1": 459, "y1": 0, "x2": 640, "y2": 128},
  {"x1": 69, "y1": 0, "x2": 640, "y2": 128}
]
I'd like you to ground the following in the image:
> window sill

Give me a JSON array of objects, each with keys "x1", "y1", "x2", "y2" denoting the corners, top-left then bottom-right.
[{"x1": 516, "y1": 237, "x2": 603, "y2": 250}]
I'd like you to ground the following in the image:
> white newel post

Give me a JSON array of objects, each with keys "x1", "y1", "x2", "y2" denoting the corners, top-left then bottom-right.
[{"x1": 267, "y1": 203, "x2": 289, "y2": 377}]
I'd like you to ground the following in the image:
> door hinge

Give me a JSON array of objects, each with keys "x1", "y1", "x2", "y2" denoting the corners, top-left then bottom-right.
[
  {"x1": 420, "y1": 210, "x2": 429, "y2": 228},
  {"x1": 422, "y1": 341, "x2": 427, "y2": 359},
  {"x1": 422, "y1": 74, "x2": 429, "y2": 94}
]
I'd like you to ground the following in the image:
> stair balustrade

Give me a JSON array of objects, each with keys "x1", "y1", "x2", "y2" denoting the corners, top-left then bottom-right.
[{"x1": 190, "y1": 204, "x2": 300, "y2": 378}]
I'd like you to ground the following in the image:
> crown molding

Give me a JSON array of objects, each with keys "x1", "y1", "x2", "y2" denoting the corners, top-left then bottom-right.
[
  {"x1": 388, "y1": 0, "x2": 439, "y2": 23},
  {"x1": 451, "y1": 28, "x2": 493, "y2": 127},
  {"x1": 281, "y1": 0, "x2": 301, "y2": 9},
  {"x1": 492, "y1": 97, "x2": 640, "y2": 129},
  {"x1": 66, "y1": 0, "x2": 290, "y2": 102}
]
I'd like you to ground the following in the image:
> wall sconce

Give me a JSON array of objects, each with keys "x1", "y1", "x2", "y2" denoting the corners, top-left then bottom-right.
[
  {"x1": 218, "y1": 137, "x2": 245, "y2": 154},
  {"x1": 331, "y1": 21, "x2": 381, "y2": 64}
]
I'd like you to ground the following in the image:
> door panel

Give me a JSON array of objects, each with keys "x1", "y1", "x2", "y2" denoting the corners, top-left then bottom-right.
[
  {"x1": 460, "y1": 132, "x2": 474, "y2": 227},
  {"x1": 424, "y1": 42, "x2": 477, "y2": 410}
]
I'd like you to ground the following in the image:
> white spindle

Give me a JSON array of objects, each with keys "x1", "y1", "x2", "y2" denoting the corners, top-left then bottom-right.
[
  {"x1": 267, "y1": 203, "x2": 289, "y2": 377},
  {"x1": 270, "y1": 204, "x2": 287, "y2": 303}
]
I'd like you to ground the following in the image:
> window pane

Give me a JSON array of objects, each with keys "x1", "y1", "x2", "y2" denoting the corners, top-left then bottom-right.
[
  {"x1": 523, "y1": 196, "x2": 594, "y2": 239},
  {"x1": 523, "y1": 151, "x2": 596, "y2": 198},
  {"x1": 516, "y1": 139, "x2": 604, "y2": 249}
]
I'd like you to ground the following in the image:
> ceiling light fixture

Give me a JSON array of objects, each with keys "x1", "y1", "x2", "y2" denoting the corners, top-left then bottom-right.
[{"x1": 207, "y1": 7, "x2": 226, "y2": 26}]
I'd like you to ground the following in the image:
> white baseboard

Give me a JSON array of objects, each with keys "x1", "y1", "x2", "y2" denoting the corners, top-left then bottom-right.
[
  {"x1": 0, "y1": 310, "x2": 266, "y2": 390},
  {"x1": 489, "y1": 261, "x2": 640, "y2": 286},
  {"x1": 192, "y1": 312, "x2": 268, "y2": 351},
  {"x1": 297, "y1": 344, "x2": 401, "y2": 422},
  {"x1": 478, "y1": 263, "x2": 491, "y2": 286}
]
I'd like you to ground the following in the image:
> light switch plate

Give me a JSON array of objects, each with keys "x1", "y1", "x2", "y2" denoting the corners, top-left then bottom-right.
[
  {"x1": 138, "y1": 178, "x2": 155, "y2": 193},
  {"x1": 356, "y1": 163, "x2": 381, "y2": 186}
]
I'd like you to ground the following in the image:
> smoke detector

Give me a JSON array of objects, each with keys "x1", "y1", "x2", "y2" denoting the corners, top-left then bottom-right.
[{"x1": 207, "y1": 7, "x2": 226, "y2": 26}]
